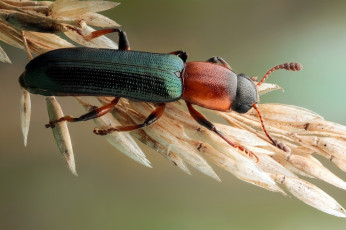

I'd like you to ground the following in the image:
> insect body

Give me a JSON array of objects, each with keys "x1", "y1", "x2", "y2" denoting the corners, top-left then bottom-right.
[{"x1": 19, "y1": 28, "x2": 302, "y2": 161}]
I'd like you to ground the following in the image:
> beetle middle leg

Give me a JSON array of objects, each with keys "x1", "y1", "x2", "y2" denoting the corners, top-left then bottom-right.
[
  {"x1": 207, "y1": 57, "x2": 232, "y2": 70},
  {"x1": 170, "y1": 50, "x2": 188, "y2": 62},
  {"x1": 45, "y1": 98, "x2": 120, "y2": 128},
  {"x1": 93, "y1": 103, "x2": 166, "y2": 135},
  {"x1": 185, "y1": 102, "x2": 259, "y2": 162},
  {"x1": 83, "y1": 28, "x2": 130, "y2": 50}
]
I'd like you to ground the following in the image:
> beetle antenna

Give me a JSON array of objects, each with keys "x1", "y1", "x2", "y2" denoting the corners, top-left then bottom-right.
[
  {"x1": 257, "y1": 62, "x2": 302, "y2": 86},
  {"x1": 252, "y1": 103, "x2": 291, "y2": 153}
]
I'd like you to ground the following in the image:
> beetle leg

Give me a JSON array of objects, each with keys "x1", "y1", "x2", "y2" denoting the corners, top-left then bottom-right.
[
  {"x1": 206, "y1": 57, "x2": 232, "y2": 70},
  {"x1": 252, "y1": 103, "x2": 291, "y2": 153},
  {"x1": 93, "y1": 103, "x2": 166, "y2": 135},
  {"x1": 45, "y1": 98, "x2": 120, "y2": 128},
  {"x1": 170, "y1": 50, "x2": 188, "y2": 63},
  {"x1": 84, "y1": 28, "x2": 130, "y2": 50},
  {"x1": 206, "y1": 57, "x2": 218, "y2": 63},
  {"x1": 186, "y1": 102, "x2": 259, "y2": 162}
]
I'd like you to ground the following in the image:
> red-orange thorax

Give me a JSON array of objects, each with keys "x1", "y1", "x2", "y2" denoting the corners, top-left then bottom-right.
[{"x1": 182, "y1": 62, "x2": 237, "y2": 111}]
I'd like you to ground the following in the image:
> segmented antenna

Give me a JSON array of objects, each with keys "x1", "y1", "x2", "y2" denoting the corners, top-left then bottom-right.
[
  {"x1": 252, "y1": 103, "x2": 291, "y2": 153},
  {"x1": 257, "y1": 62, "x2": 302, "y2": 86}
]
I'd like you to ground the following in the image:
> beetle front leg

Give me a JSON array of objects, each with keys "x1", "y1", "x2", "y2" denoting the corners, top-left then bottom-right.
[
  {"x1": 84, "y1": 28, "x2": 130, "y2": 50},
  {"x1": 186, "y1": 102, "x2": 258, "y2": 162},
  {"x1": 45, "y1": 98, "x2": 120, "y2": 128},
  {"x1": 94, "y1": 103, "x2": 166, "y2": 135},
  {"x1": 207, "y1": 57, "x2": 232, "y2": 70}
]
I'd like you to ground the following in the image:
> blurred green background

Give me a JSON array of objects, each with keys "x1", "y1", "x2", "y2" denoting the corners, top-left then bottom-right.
[{"x1": 1, "y1": 0, "x2": 346, "y2": 229}]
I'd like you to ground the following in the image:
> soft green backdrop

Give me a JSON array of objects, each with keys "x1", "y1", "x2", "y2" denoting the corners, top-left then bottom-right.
[{"x1": 1, "y1": 0, "x2": 346, "y2": 229}]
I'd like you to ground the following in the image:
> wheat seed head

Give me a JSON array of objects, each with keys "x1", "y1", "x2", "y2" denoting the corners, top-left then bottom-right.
[{"x1": 1, "y1": 0, "x2": 346, "y2": 223}]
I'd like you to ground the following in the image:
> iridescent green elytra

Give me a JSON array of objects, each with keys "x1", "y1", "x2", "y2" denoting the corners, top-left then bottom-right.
[{"x1": 19, "y1": 47, "x2": 185, "y2": 102}]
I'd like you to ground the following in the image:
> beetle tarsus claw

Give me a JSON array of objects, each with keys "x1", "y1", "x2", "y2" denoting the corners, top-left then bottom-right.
[
  {"x1": 275, "y1": 141, "x2": 291, "y2": 153},
  {"x1": 45, "y1": 122, "x2": 55, "y2": 128},
  {"x1": 271, "y1": 139, "x2": 291, "y2": 153},
  {"x1": 93, "y1": 128, "x2": 108, "y2": 136},
  {"x1": 235, "y1": 145, "x2": 259, "y2": 163}
]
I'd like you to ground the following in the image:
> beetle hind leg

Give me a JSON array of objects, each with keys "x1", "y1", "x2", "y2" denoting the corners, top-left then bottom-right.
[
  {"x1": 186, "y1": 102, "x2": 259, "y2": 162},
  {"x1": 45, "y1": 98, "x2": 120, "y2": 128},
  {"x1": 83, "y1": 28, "x2": 130, "y2": 50},
  {"x1": 93, "y1": 103, "x2": 166, "y2": 135}
]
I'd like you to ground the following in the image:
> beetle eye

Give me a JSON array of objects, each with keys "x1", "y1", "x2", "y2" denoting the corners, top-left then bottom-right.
[{"x1": 234, "y1": 104, "x2": 252, "y2": 113}]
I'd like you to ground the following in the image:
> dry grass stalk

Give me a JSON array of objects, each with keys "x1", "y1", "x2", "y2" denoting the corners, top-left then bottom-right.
[
  {"x1": 1, "y1": 0, "x2": 346, "y2": 217},
  {"x1": 0, "y1": 0, "x2": 118, "y2": 174},
  {"x1": 46, "y1": 96, "x2": 76, "y2": 175}
]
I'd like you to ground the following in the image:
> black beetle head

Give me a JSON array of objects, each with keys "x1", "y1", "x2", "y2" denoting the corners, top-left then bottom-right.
[{"x1": 231, "y1": 73, "x2": 258, "y2": 113}]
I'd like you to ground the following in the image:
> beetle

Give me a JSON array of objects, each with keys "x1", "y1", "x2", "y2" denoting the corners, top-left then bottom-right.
[{"x1": 19, "y1": 28, "x2": 302, "y2": 161}]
